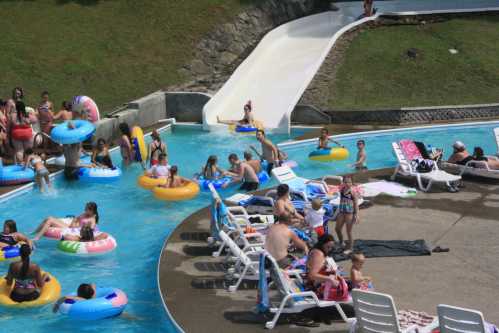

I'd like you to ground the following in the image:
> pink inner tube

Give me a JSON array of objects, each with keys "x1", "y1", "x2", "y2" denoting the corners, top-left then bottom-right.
[
  {"x1": 72, "y1": 96, "x2": 100, "y2": 123},
  {"x1": 43, "y1": 218, "x2": 99, "y2": 240},
  {"x1": 83, "y1": 236, "x2": 116, "y2": 254},
  {"x1": 111, "y1": 289, "x2": 128, "y2": 307}
]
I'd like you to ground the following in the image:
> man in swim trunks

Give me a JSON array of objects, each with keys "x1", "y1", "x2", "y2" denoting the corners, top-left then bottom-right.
[
  {"x1": 264, "y1": 213, "x2": 309, "y2": 269},
  {"x1": 447, "y1": 141, "x2": 472, "y2": 165},
  {"x1": 63, "y1": 143, "x2": 82, "y2": 180},
  {"x1": 256, "y1": 129, "x2": 280, "y2": 175},
  {"x1": 223, "y1": 153, "x2": 260, "y2": 191}
]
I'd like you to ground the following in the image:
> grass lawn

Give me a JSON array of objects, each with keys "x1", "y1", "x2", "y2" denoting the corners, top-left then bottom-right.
[
  {"x1": 0, "y1": 0, "x2": 255, "y2": 113},
  {"x1": 330, "y1": 14, "x2": 499, "y2": 110}
]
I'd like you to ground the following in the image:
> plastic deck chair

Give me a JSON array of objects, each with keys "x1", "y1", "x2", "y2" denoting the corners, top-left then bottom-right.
[
  {"x1": 351, "y1": 289, "x2": 437, "y2": 333},
  {"x1": 391, "y1": 141, "x2": 461, "y2": 192},
  {"x1": 437, "y1": 304, "x2": 486, "y2": 333},
  {"x1": 494, "y1": 127, "x2": 499, "y2": 155},
  {"x1": 264, "y1": 251, "x2": 353, "y2": 329}
]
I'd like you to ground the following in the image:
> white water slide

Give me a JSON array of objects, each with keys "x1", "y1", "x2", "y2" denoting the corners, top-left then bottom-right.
[{"x1": 202, "y1": 0, "x2": 499, "y2": 133}]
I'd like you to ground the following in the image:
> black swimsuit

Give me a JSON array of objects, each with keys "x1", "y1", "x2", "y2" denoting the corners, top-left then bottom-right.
[{"x1": 0, "y1": 233, "x2": 17, "y2": 246}]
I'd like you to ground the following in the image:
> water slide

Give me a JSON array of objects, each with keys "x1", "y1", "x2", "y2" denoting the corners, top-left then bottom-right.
[{"x1": 202, "y1": 0, "x2": 499, "y2": 134}]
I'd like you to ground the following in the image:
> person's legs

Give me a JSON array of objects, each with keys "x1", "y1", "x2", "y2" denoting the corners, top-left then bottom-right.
[
  {"x1": 335, "y1": 214, "x2": 345, "y2": 246},
  {"x1": 33, "y1": 217, "x2": 68, "y2": 240},
  {"x1": 344, "y1": 214, "x2": 354, "y2": 251}
]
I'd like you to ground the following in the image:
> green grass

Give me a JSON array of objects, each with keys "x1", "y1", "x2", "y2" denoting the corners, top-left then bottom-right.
[
  {"x1": 331, "y1": 14, "x2": 499, "y2": 110},
  {"x1": 0, "y1": 0, "x2": 255, "y2": 113}
]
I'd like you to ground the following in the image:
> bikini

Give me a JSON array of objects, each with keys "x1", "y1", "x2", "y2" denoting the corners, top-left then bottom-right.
[
  {"x1": 150, "y1": 141, "x2": 165, "y2": 166},
  {"x1": 0, "y1": 233, "x2": 17, "y2": 246},
  {"x1": 339, "y1": 187, "x2": 354, "y2": 214},
  {"x1": 10, "y1": 275, "x2": 40, "y2": 302},
  {"x1": 31, "y1": 156, "x2": 49, "y2": 176}
]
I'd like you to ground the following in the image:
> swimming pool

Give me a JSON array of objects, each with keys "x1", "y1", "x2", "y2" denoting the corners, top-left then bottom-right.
[{"x1": 0, "y1": 121, "x2": 498, "y2": 332}]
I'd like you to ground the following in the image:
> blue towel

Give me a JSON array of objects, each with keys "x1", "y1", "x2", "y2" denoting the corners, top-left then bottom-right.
[{"x1": 256, "y1": 253, "x2": 269, "y2": 313}]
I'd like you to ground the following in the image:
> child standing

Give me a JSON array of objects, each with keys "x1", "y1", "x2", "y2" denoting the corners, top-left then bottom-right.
[
  {"x1": 350, "y1": 253, "x2": 372, "y2": 290},
  {"x1": 335, "y1": 175, "x2": 360, "y2": 254},
  {"x1": 305, "y1": 198, "x2": 327, "y2": 243}
]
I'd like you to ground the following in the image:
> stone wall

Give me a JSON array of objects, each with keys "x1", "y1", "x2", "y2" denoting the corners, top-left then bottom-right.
[{"x1": 167, "y1": 0, "x2": 331, "y2": 94}]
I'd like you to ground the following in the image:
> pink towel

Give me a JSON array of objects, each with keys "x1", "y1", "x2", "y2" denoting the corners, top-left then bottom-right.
[{"x1": 399, "y1": 140, "x2": 423, "y2": 161}]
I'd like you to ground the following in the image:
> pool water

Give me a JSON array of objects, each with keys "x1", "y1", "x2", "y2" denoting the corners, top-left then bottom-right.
[{"x1": 0, "y1": 121, "x2": 498, "y2": 332}]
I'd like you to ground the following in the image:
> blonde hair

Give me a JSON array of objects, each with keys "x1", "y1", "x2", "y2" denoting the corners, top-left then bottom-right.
[
  {"x1": 311, "y1": 198, "x2": 322, "y2": 211},
  {"x1": 351, "y1": 252, "x2": 365, "y2": 263}
]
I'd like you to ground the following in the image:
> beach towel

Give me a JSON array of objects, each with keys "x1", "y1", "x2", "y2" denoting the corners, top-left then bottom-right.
[
  {"x1": 400, "y1": 139, "x2": 423, "y2": 161},
  {"x1": 332, "y1": 239, "x2": 431, "y2": 262},
  {"x1": 256, "y1": 253, "x2": 270, "y2": 313},
  {"x1": 360, "y1": 180, "x2": 417, "y2": 198}
]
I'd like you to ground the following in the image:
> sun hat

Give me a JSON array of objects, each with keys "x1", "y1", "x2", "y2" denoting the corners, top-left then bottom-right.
[{"x1": 453, "y1": 141, "x2": 465, "y2": 149}]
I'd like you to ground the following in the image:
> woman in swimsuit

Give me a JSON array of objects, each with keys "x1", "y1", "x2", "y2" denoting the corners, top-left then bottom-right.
[
  {"x1": 119, "y1": 123, "x2": 134, "y2": 166},
  {"x1": 32, "y1": 202, "x2": 99, "y2": 241},
  {"x1": 306, "y1": 234, "x2": 347, "y2": 301},
  {"x1": 274, "y1": 184, "x2": 304, "y2": 227},
  {"x1": 200, "y1": 155, "x2": 226, "y2": 180},
  {"x1": 92, "y1": 138, "x2": 114, "y2": 169},
  {"x1": 10, "y1": 101, "x2": 35, "y2": 163},
  {"x1": 24, "y1": 148, "x2": 51, "y2": 191},
  {"x1": 148, "y1": 130, "x2": 167, "y2": 167},
  {"x1": 0, "y1": 220, "x2": 33, "y2": 250},
  {"x1": 164, "y1": 165, "x2": 189, "y2": 188},
  {"x1": 334, "y1": 175, "x2": 360, "y2": 254},
  {"x1": 472, "y1": 147, "x2": 499, "y2": 170},
  {"x1": 36, "y1": 91, "x2": 54, "y2": 135},
  {"x1": 6, "y1": 244, "x2": 49, "y2": 303},
  {"x1": 61, "y1": 225, "x2": 108, "y2": 242}
]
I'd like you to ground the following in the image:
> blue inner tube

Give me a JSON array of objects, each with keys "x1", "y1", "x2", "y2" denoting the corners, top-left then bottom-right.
[
  {"x1": 59, "y1": 287, "x2": 128, "y2": 320},
  {"x1": 0, "y1": 165, "x2": 35, "y2": 186},
  {"x1": 197, "y1": 176, "x2": 232, "y2": 191},
  {"x1": 257, "y1": 170, "x2": 270, "y2": 183},
  {"x1": 1, "y1": 245, "x2": 21, "y2": 261},
  {"x1": 235, "y1": 125, "x2": 257, "y2": 133},
  {"x1": 51, "y1": 120, "x2": 95, "y2": 144},
  {"x1": 78, "y1": 167, "x2": 122, "y2": 183}
]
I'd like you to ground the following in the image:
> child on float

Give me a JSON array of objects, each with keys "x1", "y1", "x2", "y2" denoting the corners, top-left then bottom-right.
[
  {"x1": 317, "y1": 127, "x2": 342, "y2": 150},
  {"x1": 146, "y1": 153, "x2": 170, "y2": 179}
]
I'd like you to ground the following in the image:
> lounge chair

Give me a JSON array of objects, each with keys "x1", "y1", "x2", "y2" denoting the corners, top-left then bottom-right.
[
  {"x1": 351, "y1": 289, "x2": 437, "y2": 333},
  {"x1": 441, "y1": 157, "x2": 499, "y2": 180},
  {"x1": 264, "y1": 251, "x2": 353, "y2": 329},
  {"x1": 271, "y1": 165, "x2": 330, "y2": 198},
  {"x1": 391, "y1": 141, "x2": 461, "y2": 192},
  {"x1": 218, "y1": 230, "x2": 262, "y2": 292},
  {"x1": 437, "y1": 304, "x2": 487, "y2": 333}
]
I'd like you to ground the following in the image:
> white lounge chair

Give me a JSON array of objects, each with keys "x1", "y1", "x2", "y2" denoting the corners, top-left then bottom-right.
[
  {"x1": 391, "y1": 142, "x2": 461, "y2": 192},
  {"x1": 437, "y1": 304, "x2": 487, "y2": 333},
  {"x1": 264, "y1": 251, "x2": 353, "y2": 329},
  {"x1": 218, "y1": 230, "x2": 262, "y2": 292},
  {"x1": 351, "y1": 289, "x2": 437, "y2": 333}
]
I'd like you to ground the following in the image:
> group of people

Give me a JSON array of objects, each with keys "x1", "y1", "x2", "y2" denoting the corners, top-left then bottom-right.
[
  {"x1": 0, "y1": 87, "x2": 78, "y2": 163},
  {"x1": 0, "y1": 201, "x2": 101, "y2": 304},
  {"x1": 447, "y1": 141, "x2": 499, "y2": 169}
]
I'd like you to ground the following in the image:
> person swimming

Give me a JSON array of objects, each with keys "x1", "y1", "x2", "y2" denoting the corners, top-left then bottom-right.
[
  {"x1": 53, "y1": 283, "x2": 96, "y2": 312},
  {"x1": 217, "y1": 100, "x2": 255, "y2": 127},
  {"x1": 317, "y1": 127, "x2": 342, "y2": 149},
  {"x1": 32, "y1": 202, "x2": 99, "y2": 241},
  {"x1": 199, "y1": 155, "x2": 226, "y2": 180},
  {"x1": 92, "y1": 138, "x2": 114, "y2": 169},
  {"x1": 0, "y1": 220, "x2": 33, "y2": 250}
]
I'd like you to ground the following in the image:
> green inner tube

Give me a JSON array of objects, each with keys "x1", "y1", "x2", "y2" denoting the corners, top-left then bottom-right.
[{"x1": 57, "y1": 241, "x2": 81, "y2": 254}]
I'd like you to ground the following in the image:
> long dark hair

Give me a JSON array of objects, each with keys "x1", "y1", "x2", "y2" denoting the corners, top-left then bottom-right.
[
  {"x1": 15, "y1": 101, "x2": 28, "y2": 123},
  {"x1": 12, "y1": 87, "x2": 24, "y2": 101},
  {"x1": 80, "y1": 225, "x2": 95, "y2": 242},
  {"x1": 20, "y1": 244, "x2": 31, "y2": 279},
  {"x1": 169, "y1": 165, "x2": 178, "y2": 184},
  {"x1": 119, "y1": 123, "x2": 132, "y2": 145},
  {"x1": 203, "y1": 155, "x2": 217, "y2": 176},
  {"x1": 4, "y1": 219, "x2": 17, "y2": 233},
  {"x1": 313, "y1": 234, "x2": 335, "y2": 255},
  {"x1": 85, "y1": 202, "x2": 99, "y2": 224}
]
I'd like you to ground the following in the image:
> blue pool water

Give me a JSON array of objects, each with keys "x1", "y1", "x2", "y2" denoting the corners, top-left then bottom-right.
[{"x1": 0, "y1": 121, "x2": 498, "y2": 332}]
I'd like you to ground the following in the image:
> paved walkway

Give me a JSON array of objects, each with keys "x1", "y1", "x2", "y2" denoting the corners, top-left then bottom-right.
[{"x1": 158, "y1": 169, "x2": 499, "y2": 332}]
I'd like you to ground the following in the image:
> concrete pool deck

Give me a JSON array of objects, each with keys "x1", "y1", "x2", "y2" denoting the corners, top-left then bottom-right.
[{"x1": 158, "y1": 169, "x2": 499, "y2": 332}]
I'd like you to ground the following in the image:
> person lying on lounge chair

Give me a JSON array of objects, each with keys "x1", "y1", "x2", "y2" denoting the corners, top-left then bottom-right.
[
  {"x1": 472, "y1": 147, "x2": 499, "y2": 170},
  {"x1": 447, "y1": 141, "x2": 472, "y2": 165}
]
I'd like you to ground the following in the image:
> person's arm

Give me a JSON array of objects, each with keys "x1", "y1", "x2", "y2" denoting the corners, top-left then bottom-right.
[
  {"x1": 14, "y1": 232, "x2": 33, "y2": 249},
  {"x1": 91, "y1": 149, "x2": 98, "y2": 165},
  {"x1": 350, "y1": 268, "x2": 362, "y2": 284},
  {"x1": 53, "y1": 296, "x2": 67, "y2": 313},
  {"x1": 6, "y1": 264, "x2": 13, "y2": 286},
  {"x1": 24, "y1": 155, "x2": 32, "y2": 169},
  {"x1": 35, "y1": 266, "x2": 45, "y2": 289},
  {"x1": 222, "y1": 165, "x2": 244, "y2": 188},
  {"x1": 289, "y1": 229, "x2": 308, "y2": 254},
  {"x1": 147, "y1": 143, "x2": 153, "y2": 162},
  {"x1": 328, "y1": 137, "x2": 343, "y2": 147},
  {"x1": 353, "y1": 193, "x2": 360, "y2": 224},
  {"x1": 268, "y1": 141, "x2": 279, "y2": 163}
]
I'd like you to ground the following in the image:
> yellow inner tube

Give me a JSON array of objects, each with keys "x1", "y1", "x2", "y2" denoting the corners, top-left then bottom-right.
[
  {"x1": 0, "y1": 272, "x2": 61, "y2": 308},
  {"x1": 131, "y1": 126, "x2": 148, "y2": 162},
  {"x1": 153, "y1": 181, "x2": 200, "y2": 201},
  {"x1": 309, "y1": 147, "x2": 349, "y2": 162},
  {"x1": 137, "y1": 175, "x2": 167, "y2": 190}
]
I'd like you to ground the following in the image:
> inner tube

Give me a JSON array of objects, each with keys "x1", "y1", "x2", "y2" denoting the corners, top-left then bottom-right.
[
  {"x1": 131, "y1": 126, "x2": 147, "y2": 162},
  {"x1": 153, "y1": 181, "x2": 200, "y2": 201},
  {"x1": 51, "y1": 120, "x2": 95, "y2": 144},
  {"x1": 43, "y1": 217, "x2": 78, "y2": 240},
  {"x1": 196, "y1": 176, "x2": 232, "y2": 191},
  {"x1": 137, "y1": 175, "x2": 167, "y2": 190},
  {"x1": 11, "y1": 125, "x2": 33, "y2": 141},
  {"x1": 58, "y1": 287, "x2": 128, "y2": 320},
  {"x1": 308, "y1": 147, "x2": 349, "y2": 162},
  {"x1": 0, "y1": 245, "x2": 21, "y2": 261},
  {"x1": 235, "y1": 125, "x2": 257, "y2": 133},
  {"x1": 57, "y1": 234, "x2": 117, "y2": 255},
  {"x1": 78, "y1": 167, "x2": 122, "y2": 183},
  {"x1": 0, "y1": 272, "x2": 61, "y2": 308},
  {"x1": 72, "y1": 96, "x2": 100, "y2": 123},
  {"x1": 257, "y1": 170, "x2": 270, "y2": 183},
  {"x1": 0, "y1": 165, "x2": 35, "y2": 186}
]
